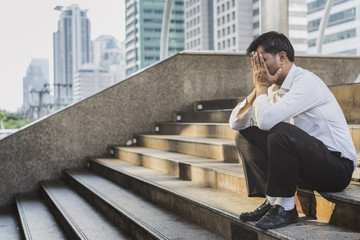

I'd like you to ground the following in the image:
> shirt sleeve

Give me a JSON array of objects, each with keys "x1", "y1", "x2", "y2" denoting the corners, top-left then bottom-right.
[
  {"x1": 253, "y1": 77, "x2": 325, "y2": 130},
  {"x1": 229, "y1": 99, "x2": 257, "y2": 130}
]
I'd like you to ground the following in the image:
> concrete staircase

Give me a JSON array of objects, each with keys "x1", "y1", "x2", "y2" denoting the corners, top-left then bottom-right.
[{"x1": 1, "y1": 96, "x2": 360, "y2": 239}]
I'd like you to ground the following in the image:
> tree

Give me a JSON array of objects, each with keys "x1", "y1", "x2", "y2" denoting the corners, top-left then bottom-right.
[{"x1": 0, "y1": 110, "x2": 31, "y2": 129}]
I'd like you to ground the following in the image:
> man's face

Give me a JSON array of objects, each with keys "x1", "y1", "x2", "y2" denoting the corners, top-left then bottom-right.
[{"x1": 256, "y1": 46, "x2": 281, "y2": 76}]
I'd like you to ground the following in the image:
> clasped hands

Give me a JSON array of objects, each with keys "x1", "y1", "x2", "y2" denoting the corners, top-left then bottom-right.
[{"x1": 251, "y1": 52, "x2": 282, "y2": 95}]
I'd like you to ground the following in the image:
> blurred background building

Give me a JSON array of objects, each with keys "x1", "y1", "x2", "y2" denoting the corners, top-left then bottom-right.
[
  {"x1": 21, "y1": 58, "x2": 51, "y2": 119},
  {"x1": 53, "y1": 4, "x2": 92, "y2": 109},
  {"x1": 184, "y1": 0, "x2": 214, "y2": 50},
  {"x1": 307, "y1": 0, "x2": 360, "y2": 56},
  {"x1": 125, "y1": 0, "x2": 185, "y2": 77}
]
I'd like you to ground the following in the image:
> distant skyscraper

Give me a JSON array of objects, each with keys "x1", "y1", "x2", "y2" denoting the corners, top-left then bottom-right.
[
  {"x1": 21, "y1": 59, "x2": 51, "y2": 119},
  {"x1": 213, "y1": 0, "x2": 307, "y2": 54},
  {"x1": 307, "y1": 0, "x2": 359, "y2": 56},
  {"x1": 184, "y1": 0, "x2": 214, "y2": 50},
  {"x1": 93, "y1": 35, "x2": 126, "y2": 83},
  {"x1": 125, "y1": 0, "x2": 185, "y2": 77},
  {"x1": 214, "y1": 0, "x2": 253, "y2": 52},
  {"x1": 72, "y1": 63, "x2": 112, "y2": 102},
  {"x1": 53, "y1": 4, "x2": 91, "y2": 108}
]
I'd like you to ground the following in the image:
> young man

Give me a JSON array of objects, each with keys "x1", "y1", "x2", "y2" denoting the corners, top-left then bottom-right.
[{"x1": 229, "y1": 31, "x2": 356, "y2": 229}]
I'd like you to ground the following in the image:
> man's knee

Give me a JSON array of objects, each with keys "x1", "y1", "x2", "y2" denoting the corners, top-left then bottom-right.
[{"x1": 268, "y1": 122, "x2": 294, "y2": 148}]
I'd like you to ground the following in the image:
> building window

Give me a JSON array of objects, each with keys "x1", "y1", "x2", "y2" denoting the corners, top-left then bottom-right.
[
  {"x1": 323, "y1": 28, "x2": 356, "y2": 44},
  {"x1": 233, "y1": 24, "x2": 236, "y2": 33},
  {"x1": 253, "y1": 9, "x2": 259, "y2": 16},
  {"x1": 232, "y1": 11, "x2": 235, "y2": 20},
  {"x1": 223, "y1": 40, "x2": 225, "y2": 48},
  {"x1": 253, "y1": 21, "x2": 259, "y2": 29},
  {"x1": 308, "y1": 8, "x2": 356, "y2": 33},
  {"x1": 227, "y1": 1, "x2": 230, "y2": 9},
  {"x1": 232, "y1": 0, "x2": 235, "y2": 7},
  {"x1": 233, "y1": 37, "x2": 236, "y2": 46},
  {"x1": 227, "y1": 14, "x2": 230, "y2": 22},
  {"x1": 222, "y1": 16, "x2": 225, "y2": 24},
  {"x1": 217, "y1": 18, "x2": 220, "y2": 26},
  {"x1": 222, "y1": 28, "x2": 225, "y2": 36},
  {"x1": 218, "y1": 42, "x2": 221, "y2": 50},
  {"x1": 217, "y1": 6, "x2": 220, "y2": 14},
  {"x1": 227, "y1": 26, "x2": 230, "y2": 34}
]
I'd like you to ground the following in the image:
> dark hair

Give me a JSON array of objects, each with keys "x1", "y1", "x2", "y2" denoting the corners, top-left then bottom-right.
[{"x1": 246, "y1": 31, "x2": 294, "y2": 62}]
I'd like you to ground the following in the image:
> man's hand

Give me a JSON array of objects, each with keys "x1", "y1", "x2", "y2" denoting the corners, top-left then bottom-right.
[{"x1": 251, "y1": 52, "x2": 282, "y2": 95}]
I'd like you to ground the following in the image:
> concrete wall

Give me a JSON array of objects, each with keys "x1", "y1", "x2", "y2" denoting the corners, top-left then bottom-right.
[{"x1": 0, "y1": 52, "x2": 359, "y2": 205}]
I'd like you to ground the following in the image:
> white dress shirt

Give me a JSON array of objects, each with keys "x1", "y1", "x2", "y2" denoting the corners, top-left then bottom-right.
[{"x1": 229, "y1": 64, "x2": 357, "y2": 168}]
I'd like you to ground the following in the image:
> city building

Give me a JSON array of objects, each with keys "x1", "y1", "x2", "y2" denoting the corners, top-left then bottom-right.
[
  {"x1": 72, "y1": 63, "x2": 112, "y2": 102},
  {"x1": 21, "y1": 59, "x2": 51, "y2": 119},
  {"x1": 125, "y1": 0, "x2": 185, "y2": 77},
  {"x1": 184, "y1": 0, "x2": 214, "y2": 50},
  {"x1": 213, "y1": 0, "x2": 307, "y2": 54},
  {"x1": 53, "y1": 4, "x2": 92, "y2": 108},
  {"x1": 214, "y1": 0, "x2": 253, "y2": 52},
  {"x1": 307, "y1": 0, "x2": 360, "y2": 56},
  {"x1": 93, "y1": 35, "x2": 126, "y2": 83}
]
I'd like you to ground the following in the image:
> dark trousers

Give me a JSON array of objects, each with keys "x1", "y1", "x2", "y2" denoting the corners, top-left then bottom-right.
[{"x1": 235, "y1": 122, "x2": 354, "y2": 197}]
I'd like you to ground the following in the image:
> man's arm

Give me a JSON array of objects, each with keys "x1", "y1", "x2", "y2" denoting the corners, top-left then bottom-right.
[
  {"x1": 237, "y1": 89, "x2": 256, "y2": 116},
  {"x1": 229, "y1": 89, "x2": 257, "y2": 130}
]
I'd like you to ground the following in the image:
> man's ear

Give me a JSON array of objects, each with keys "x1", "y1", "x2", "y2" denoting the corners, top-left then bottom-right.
[{"x1": 279, "y1": 51, "x2": 287, "y2": 62}]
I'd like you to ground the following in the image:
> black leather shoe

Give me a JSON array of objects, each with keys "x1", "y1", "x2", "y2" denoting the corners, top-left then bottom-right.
[
  {"x1": 239, "y1": 200, "x2": 271, "y2": 221},
  {"x1": 255, "y1": 205, "x2": 298, "y2": 229}
]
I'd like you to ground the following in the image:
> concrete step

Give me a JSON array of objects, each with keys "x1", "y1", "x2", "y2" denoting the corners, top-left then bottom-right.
[
  {"x1": 134, "y1": 134, "x2": 239, "y2": 163},
  {"x1": 154, "y1": 123, "x2": 360, "y2": 150},
  {"x1": 153, "y1": 122, "x2": 234, "y2": 139},
  {"x1": 108, "y1": 146, "x2": 247, "y2": 196},
  {"x1": 16, "y1": 192, "x2": 67, "y2": 239},
  {"x1": 41, "y1": 180, "x2": 129, "y2": 240},
  {"x1": 108, "y1": 146, "x2": 360, "y2": 232},
  {"x1": 174, "y1": 110, "x2": 231, "y2": 123},
  {"x1": 0, "y1": 206, "x2": 21, "y2": 240},
  {"x1": 193, "y1": 98, "x2": 243, "y2": 112},
  {"x1": 132, "y1": 133, "x2": 360, "y2": 181},
  {"x1": 64, "y1": 168, "x2": 225, "y2": 240},
  {"x1": 349, "y1": 124, "x2": 360, "y2": 150},
  {"x1": 88, "y1": 158, "x2": 360, "y2": 240}
]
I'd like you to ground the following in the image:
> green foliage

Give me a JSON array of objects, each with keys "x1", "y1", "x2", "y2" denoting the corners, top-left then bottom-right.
[{"x1": 0, "y1": 110, "x2": 31, "y2": 129}]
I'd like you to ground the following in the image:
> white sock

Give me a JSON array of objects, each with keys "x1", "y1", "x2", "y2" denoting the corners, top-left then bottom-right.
[
  {"x1": 274, "y1": 196, "x2": 295, "y2": 211},
  {"x1": 266, "y1": 195, "x2": 276, "y2": 206}
]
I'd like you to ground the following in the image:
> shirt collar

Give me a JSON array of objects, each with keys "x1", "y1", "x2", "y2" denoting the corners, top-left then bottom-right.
[{"x1": 279, "y1": 63, "x2": 297, "y2": 94}]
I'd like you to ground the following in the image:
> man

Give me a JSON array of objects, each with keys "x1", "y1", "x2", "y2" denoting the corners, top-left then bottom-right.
[{"x1": 229, "y1": 31, "x2": 356, "y2": 229}]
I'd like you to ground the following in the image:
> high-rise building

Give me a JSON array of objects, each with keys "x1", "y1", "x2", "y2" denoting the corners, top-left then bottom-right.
[
  {"x1": 125, "y1": 0, "x2": 185, "y2": 77},
  {"x1": 53, "y1": 4, "x2": 92, "y2": 108},
  {"x1": 307, "y1": 0, "x2": 360, "y2": 56},
  {"x1": 21, "y1": 59, "x2": 51, "y2": 119},
  {"x1": 93, "y1": 35, "x2": 126, "y2": 83},
  {"x1": 72, "y1": 63, "x2": 112, "y2": 102},
  {"x1": 184, "y1": 0, "x2": 214, "y2": 50},
  {"x1": 212, "y1": 0, "x2": 307, "y2": 54},
  {"x1": 214, "y1": 0, "x2": 253, "y2": 52}
]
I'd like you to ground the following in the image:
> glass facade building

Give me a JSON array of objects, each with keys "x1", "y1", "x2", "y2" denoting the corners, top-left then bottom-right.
[
  {"x1": 307, "y1": 0, "x2": 360, "y2": 56},
  {"x1": 125, "y1": 0, "x2": 185, "y2": 77}
]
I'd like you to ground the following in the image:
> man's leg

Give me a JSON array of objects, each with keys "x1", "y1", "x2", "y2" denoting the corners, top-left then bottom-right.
[
  {"x1": 235, "y1": 127, "x2": 275, "y2": 222},
  {"x1": 235, "y1": 126, "x2": 269, "y2": 197},
  {"x1": 256, "y1": 122, "x2": 353, "y2": 229},
  {"x1": 266, "y1": 122, "x2": 353, "y2": 197}
]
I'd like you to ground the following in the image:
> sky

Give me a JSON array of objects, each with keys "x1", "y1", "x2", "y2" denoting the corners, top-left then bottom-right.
[{"x1": 0, "y1": 0, "x2": 126, "y2": 112}]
